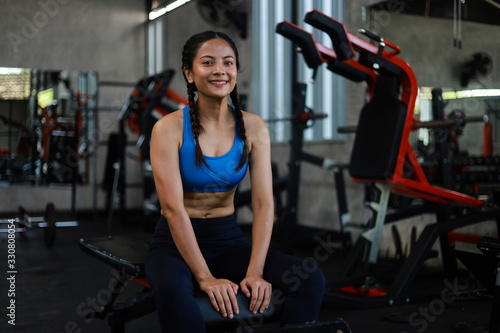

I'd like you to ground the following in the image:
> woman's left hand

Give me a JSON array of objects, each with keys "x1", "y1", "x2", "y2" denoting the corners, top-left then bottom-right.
[{"x1": 240, "y1": 276, "x2": 272, "y2": 314}]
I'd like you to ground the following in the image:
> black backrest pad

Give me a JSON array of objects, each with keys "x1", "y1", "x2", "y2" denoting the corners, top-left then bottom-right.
[{"x1": 349, "y1": 73, "x2": 407, "y2": 179}]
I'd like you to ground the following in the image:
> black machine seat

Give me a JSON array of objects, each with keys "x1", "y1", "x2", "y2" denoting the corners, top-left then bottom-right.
[
  {"x1": 349, "y1": 73, "x2": 408, "y2": 180},
  {"x1": 79, "y1": 236, "x2": 285, "y2": 331}
]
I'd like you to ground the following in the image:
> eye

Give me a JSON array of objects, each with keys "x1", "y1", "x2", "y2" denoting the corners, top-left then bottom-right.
[
  {"x1": 225, "y1": 60, "x2": 234, "y2": 66},
  {"x1": 202, "y1": 61, "x2": 213, "y2": 65}
]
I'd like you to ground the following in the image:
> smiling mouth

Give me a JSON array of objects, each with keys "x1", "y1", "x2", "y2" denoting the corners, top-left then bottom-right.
[{"x1": 210, "y1": 81, "x2": 228, "y2": 85}]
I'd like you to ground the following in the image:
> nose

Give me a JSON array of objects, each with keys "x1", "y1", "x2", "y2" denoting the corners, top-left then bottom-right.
[{"x1": 213, "y1": 61, "x2": 225, "y2": 75}]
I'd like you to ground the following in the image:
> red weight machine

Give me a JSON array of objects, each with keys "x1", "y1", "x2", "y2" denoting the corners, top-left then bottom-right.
[
  {"x1": 103, "y1": 69, "x2": 189, "y2": 228},
  {"x1": 276, "y1": 10, "x2": 500, "y2": 307}
]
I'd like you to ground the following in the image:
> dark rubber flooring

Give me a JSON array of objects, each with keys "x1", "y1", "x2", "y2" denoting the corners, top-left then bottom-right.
[{"x1": 0, "y1": 210, "x2": 493, "y2": 333}]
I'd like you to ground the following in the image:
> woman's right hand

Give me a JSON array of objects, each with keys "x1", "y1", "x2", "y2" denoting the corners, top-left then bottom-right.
[{"x1": 199, "y1": 276, "x2": 239, "y2": 319}]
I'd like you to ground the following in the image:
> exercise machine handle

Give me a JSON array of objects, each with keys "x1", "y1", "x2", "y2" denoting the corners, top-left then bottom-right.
[
  {"x1": 358, "y1": 28, "x2": 401, "y2": 56},
  {"x1": 276, "y1": 21, "x2": 323, "y2": 78},
  {"x1": 358, "y1": 28, "x2": 382, "y2": 43},
  {"x1": 304, "y1": 9, "x2": 355, "y2": 61}
]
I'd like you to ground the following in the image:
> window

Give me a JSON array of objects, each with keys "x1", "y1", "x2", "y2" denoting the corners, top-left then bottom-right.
[
  {"x1": 147, "y1": 19, "x2": 164, "y2": 75},
  {"x1": 0, "y1": 68, "x2": 31, "y2": 100},
  {"x1": 251, "y1": 0, "x2": 345, "y2": 142}
]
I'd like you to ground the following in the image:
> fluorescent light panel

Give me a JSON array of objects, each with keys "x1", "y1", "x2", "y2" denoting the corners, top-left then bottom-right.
[
  {"x1": 0, "y1": 67, "x2": 24, "y2": 75},
  {"x1": 420, "y1": 89, "x2": 500, "y2": 100},
  {"x1": 149, "y1": 0, "x2": 191, "y2": 20}
]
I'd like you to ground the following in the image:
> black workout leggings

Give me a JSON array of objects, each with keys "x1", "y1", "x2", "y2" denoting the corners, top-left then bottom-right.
[{"x1": 145, "y1": 215, "x2": 325, "y2": 333}]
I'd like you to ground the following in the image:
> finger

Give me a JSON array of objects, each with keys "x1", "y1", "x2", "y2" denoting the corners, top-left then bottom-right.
[
  {"x1": 250, "y1": 285, "x2": 262, "y2": 314},
  {"x1": 207, "y1": 291, "x2": 219, "y2": 312},
  {"x1": 259, "y1": 284, "x2": 272, "y2": 313},
  {"x1": 221, "y1": 287, "x2": 235, "y2": 319},
  {"x1": 240, "y1": 281, "x2": 251, "y2": 298},
  {"x1": 256, "y1": 286, "x2": 266, "y2": 314},
  {"x1": 214, "y1": 288, "x2": 227, "y2": 318},
  {"x1": 231, "y1": 282, "x2": 239, "y2": 295},
  {"x1": 228, "y1": 285, "x2": 239, "y2": 316}
]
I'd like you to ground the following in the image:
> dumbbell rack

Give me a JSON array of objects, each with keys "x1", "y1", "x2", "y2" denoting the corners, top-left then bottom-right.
[{"x1": 0, "y1": 203, "x2": 78, "y2": 248}]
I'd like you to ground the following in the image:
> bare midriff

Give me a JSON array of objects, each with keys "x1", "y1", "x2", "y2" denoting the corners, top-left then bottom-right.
[{"x1": 183, "y1": 188, "x2": 237, "y2": 219}]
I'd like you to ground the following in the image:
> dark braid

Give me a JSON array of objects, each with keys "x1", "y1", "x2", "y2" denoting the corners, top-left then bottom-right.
[
  {"x1": 230, "y1": 84, "x2": 248, "y2": 171},
  {"x1": 186, "y1": 83, "x2": 209, "y2": 168}
]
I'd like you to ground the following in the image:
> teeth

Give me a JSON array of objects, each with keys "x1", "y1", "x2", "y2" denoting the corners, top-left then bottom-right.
[{"x1": 211, "y1": 81, "x2": 226, "y2": 84}]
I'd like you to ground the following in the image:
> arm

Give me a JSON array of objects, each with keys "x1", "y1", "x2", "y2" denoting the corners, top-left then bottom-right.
[
  {"x1": 150, "y1": 114, "x2": 239, "y2": 318},
  {"x1": 239, "y1": 113, "x2": 274, "y2": 313}
]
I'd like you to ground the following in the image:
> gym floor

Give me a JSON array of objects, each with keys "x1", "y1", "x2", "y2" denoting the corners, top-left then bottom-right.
[{"x1": 0, "y1": 210, "x2": 493, "y2": 333}]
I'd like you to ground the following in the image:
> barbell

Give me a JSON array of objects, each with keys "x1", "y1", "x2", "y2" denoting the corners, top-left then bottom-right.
[{"x1": 0, "y1": 203, "x2": 78, "y2": 248}]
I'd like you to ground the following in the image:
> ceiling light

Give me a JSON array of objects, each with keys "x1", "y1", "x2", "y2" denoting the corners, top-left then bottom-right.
[{"x1": 149, "y1": 0, "x2": 191, "y2": 20}]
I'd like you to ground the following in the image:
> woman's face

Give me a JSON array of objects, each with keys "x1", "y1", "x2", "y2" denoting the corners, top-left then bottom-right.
[{"x1": 184, "y1": 38, "x2": 237, "y2": 101}]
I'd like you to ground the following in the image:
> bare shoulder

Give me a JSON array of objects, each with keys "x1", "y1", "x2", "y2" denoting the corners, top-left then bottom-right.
[
  {"x1": 242, "y1": 111, "x2": 268, "y2": 134},
  {"x1": 152, "y1": 109, "x2": 183, "y2": 140},
  {"x1": 241, "y1": 111, "x2": 270, "y2": 151}
]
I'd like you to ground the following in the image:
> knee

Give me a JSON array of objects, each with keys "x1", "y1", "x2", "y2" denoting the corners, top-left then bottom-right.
[
  {"x1": 282, "y1": 259, "x2": 325, "y2": 296},
  {"x1": 301, "y1": 261, "x2": 325, "y2": 295},
  {"x1": 295, "y1": 259, "x2": 325, "y2": 297},
  {"x1": 151, "y1": 275, "x2": 193, "y2": 302},
  {"x1": 146, "y1": 266, "x2": 192, "y2": 302}
]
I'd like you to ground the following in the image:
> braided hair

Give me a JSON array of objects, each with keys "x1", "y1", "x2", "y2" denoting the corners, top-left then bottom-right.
[{"x1": 181, "y1": 31, "x2": 248, "y2": 171}]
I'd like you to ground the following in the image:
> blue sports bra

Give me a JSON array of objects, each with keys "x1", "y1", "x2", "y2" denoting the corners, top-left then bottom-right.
[{"x1": 179, "y1": 105, "x2": 248, "y2": 193}]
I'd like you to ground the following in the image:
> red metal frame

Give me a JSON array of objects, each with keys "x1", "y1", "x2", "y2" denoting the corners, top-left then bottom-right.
[
  {"x1": 126, "y1": 85, "x2": 188, "y2": 136},
  {"x1": 295, "y1": 11, "x2": 485, "y2": 209}
]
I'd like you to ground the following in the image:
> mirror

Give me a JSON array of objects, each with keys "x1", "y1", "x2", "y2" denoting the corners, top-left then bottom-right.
[
  {"x1": 416, "y1": 87, "x2": 500, "y2": 158},
  {"x1": 0, "y1": 67, "x2": 98, "y2": 186},
  {"x1": 364, "y1": 2, "x2": 500, "y2": 192}
]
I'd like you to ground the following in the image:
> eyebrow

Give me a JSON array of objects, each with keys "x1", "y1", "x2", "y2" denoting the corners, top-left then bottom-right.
[{"x1": 199, "y1": 55, "x2": 235, "y2": 60}]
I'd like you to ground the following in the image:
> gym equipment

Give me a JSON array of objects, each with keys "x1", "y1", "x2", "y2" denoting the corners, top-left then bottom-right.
[
  {"x1": 38, "y1": 101, "x2": 82, "y2": 185},
  {"x1": 276, "y1": 9, "x2": 500, "y2": 307},
  {"x1": 235, "y1": 102, "x2": 353, "y2": 252},
  {"x1": 0, "y1": 70, "x2": 98, "y2": 214},
  {"x1": 454, "y1": 237, "x2": 500, "y2": 333},
  {"x1": 103, "y1": 70, "x2": 188, "y2": 228},
  {"x1": 418, "y1": 89, "x2": 497, "y2": 203},
  {"x1": 0, "y1": 104, "x2": 37, "y2": 183},
  {"x1": 0, "y1": 203, "x2": 78, "y2": 248},
  {"x1": 30, "y1": 70, "x2": 97, "y2": 190},
  {"x1": 276, "y1": 85, "x2": 352, "y2": 251}
]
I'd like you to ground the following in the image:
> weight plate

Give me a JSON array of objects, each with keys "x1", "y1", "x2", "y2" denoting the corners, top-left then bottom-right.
[
  {"x1": 17, "y1": 205, "x2": 28, "y2": 237},
  {"x1": 44, "y1": 203, "x2": 56, "y2": 248},
  {"x1": 18, "y1": 206, "x2": 27, "y2": 226}
]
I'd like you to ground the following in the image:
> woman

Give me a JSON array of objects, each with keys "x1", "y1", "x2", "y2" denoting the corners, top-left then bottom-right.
[{"x1": 145, "y1": 31, "x2": 325, "y2": 332}]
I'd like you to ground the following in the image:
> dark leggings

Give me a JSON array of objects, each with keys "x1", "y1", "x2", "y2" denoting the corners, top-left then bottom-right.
[{"x1": 145, "y1": 215, "x2": 325, "y2": 333}]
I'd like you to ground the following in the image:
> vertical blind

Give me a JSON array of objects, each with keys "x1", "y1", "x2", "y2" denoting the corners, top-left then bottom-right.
[
  {"x1": 252, "y1": 0, "x2": 345, "y2": 142},
  {"x1": 148, "y1": 19, "x2": 164, "y2": 76}
]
